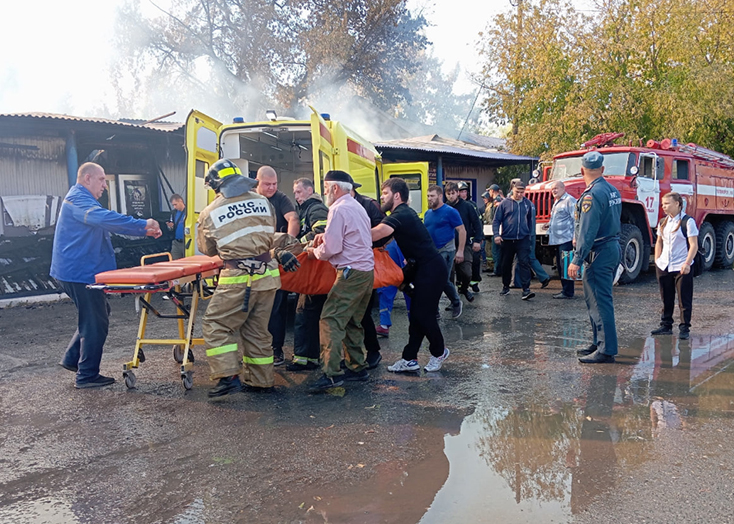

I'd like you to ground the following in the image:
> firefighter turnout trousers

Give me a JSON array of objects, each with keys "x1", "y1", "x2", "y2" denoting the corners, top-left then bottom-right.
[{"x1": 203, "y1": 275, "x2": 278, "y2": 388}]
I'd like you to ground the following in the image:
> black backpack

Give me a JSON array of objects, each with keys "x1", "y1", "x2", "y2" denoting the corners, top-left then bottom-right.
[{"x1": 680, "y1": 215, "x2": 705, "y2": 277}]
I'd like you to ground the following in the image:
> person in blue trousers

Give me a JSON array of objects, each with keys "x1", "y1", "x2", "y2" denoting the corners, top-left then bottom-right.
[{"x1": 376, "y1": 239, "x2": 411, "y2": 337}]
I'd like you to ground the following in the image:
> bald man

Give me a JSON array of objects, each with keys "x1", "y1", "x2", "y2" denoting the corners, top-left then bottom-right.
[{"x1": 256, "y1": 166, "x2": 299, "y2": 365}]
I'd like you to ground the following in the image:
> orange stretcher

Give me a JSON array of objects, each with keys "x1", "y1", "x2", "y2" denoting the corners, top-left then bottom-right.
[{"x1": 89, "y1": 253, "x2": 223, "y2": 390}]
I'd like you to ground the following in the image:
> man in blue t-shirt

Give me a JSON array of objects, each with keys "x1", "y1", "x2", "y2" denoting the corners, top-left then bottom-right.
[
  {"x1": 423, "y1": 184, "x2": 466, "y2": 319},
  {"x1": 166, "y1": 194, "x2": 187, "y2": 259}
]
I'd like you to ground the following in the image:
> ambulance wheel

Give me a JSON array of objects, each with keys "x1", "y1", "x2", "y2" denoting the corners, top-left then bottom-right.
[
  {"x1": 173, "y1": 345, "x2": 195, "y2": 364},
  {"x1": 618, "y1": 224, "x2": 643, "y2": 284},
  {"x1": 714, "y1": 221, "x2": 734, "y2": 268},
  {"x1": 182, "y1": 371, "x2": 194, "y2": 390},
  {"x1": 124, "y1": 371, "x2": 137, "y2": 389},
  {"x1": 698, "y1": 222, "x2": 716, "y2": 271}
]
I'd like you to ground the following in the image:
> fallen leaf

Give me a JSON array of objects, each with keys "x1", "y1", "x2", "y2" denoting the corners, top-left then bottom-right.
[{"x1": 299, "y1": 502, "x2": 305, "y2": 509}]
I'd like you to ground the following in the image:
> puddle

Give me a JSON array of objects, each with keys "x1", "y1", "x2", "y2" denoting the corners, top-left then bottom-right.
[
  {"x1": 418, "y1": 334, "x2": 734, "y2": 522},
  {"x1": 0, "y1": 496, "x2": 80, "y2": 523}
]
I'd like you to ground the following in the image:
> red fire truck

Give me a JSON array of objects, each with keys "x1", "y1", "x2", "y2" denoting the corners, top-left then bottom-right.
[{"x1": 527, "y1": 133, "x2": 734, "y2": 283}]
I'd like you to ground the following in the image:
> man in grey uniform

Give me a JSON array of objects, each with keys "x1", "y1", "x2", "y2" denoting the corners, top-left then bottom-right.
[{"x1": 569, "y1": 151, "x2": 622, "y2": 364}]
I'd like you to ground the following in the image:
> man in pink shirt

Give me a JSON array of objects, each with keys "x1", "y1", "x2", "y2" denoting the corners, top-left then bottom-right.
[{"x1": 306, "y1": 170, "x2": 375, "y2": 391}]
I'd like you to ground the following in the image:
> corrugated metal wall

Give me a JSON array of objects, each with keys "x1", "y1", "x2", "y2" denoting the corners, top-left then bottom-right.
[{"x1": 0, "y1": 136, "x2": 68, "y2": 197}]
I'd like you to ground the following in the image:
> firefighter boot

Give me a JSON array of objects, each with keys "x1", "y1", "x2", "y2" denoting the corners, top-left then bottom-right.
[{"x1": 208, "y1": 375, "x2": 242, "y2": 398}]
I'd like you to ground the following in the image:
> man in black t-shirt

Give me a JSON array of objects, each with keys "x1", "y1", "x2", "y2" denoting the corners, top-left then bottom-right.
[
  {"x1": 371, "y1": 178, "x2": 450, "y2": 374},
  {"x1": 256, "y1": 165, "x2": 299, "y2": 366}
]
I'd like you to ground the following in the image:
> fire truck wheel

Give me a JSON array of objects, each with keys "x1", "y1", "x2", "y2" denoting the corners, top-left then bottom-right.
[
  {"x1": 714, "y1": 221, "x2": 734, "y2": 268},
  {"x1": 618, "y1": 223, "x2": 643, "y2": 284},
  {"x1": 698, "y1": 222, "x2": 716, "y2": 272}
]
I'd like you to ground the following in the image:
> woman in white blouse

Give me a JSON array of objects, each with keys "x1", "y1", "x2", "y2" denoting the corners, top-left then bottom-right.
[{"x1": 651, "y1": 192, "x2": 698, "y2": 340}]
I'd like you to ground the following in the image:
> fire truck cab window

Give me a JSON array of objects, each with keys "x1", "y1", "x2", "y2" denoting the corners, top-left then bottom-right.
[
  {"x1": 640, "y1": 155, "x2": 663, "y2": 180},
  {"x1": 673, "y1": 160, "x2": 689, "y2": 180}
]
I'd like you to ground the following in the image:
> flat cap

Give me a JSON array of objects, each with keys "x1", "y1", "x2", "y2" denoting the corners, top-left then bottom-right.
[
  {"x1": 582, "y1": 151, "x2": 604, "y2": 169},
  {"x1": 489, "y1": 184, "x2": 500, "y2": 191},
  {"x1": 324, "y1": 170, "x2": 359, "y2": 187}
]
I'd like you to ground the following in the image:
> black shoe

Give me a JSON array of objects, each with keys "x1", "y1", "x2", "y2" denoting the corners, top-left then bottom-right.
[
  {"x1": 576, "y1": 344, "x2": 598, "y2": 356},
  {"x1": 579, "y1": 350, "x2": 615, "y2": 364},
  {"x1": 138, "y1": 348, "x2": 146, "y2": 363},
  {"x1": 499, "y1": 287, "x2": 510, "y2": 296},
  {"x1": 521, "y1": 290, "x2": 535, "y2": 300},
  {"x1": 366, "y1": 352, "x2": 382, "y2": 370},
  {"x1": 679, "y1": 330, "x2": 690, "y2": 340},
  {"x1": 343, "y1": 368, "x2": 369, "y2": 381},
  {"x1": 552, "y1": 292, "x2": 572, "y2": 299},
  {"x1": 462, "y1": 289, "x2": 475, "y2": 302},
  {"x1": 59, "y1": 362, "x2": 78, "y2": 373},
  {"x1": 286, "y1": 361, "x2": 319, "y2": 372},
  {"x1": 273, "y1": 347, "x2": 285, "y2": 366},
  {"x1": 471, "y1": 283, "x2": 480, "y2": 293},
  {"x1": 541, "y1": 278, "x2": 550, "y2": 289},
  {"x1": 241, "y1": 382, "x2": 274, "y2": 393},
  {"x1": 75, "y1": 375, "x2": 115, "y2": 389},
  {"x1": 309, "y1": 374, "x2": 344, "y2": 392},
  {"x1": 207, "y1": 376, "x2": 242, "y2": 398},
  {"x1": 651, "y1": 326, "x2": 673, "y2": 335}
]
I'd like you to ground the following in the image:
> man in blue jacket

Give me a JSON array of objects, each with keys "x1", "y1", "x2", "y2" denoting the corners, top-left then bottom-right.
[
  {"x1": 52, "y1": 162, "x2": 162, "y2": 388},
  {"x1": 492, "y1": 180, "x2": 535, "y2": 300}
]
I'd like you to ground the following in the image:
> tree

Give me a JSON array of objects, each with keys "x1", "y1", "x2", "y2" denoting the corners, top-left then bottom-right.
[
  {"x1": 480, "y1": 0, "x2": 734, "y2": 158},
  {"x1": 113, "y1": 0, "x2": 428, "y2": 121}
]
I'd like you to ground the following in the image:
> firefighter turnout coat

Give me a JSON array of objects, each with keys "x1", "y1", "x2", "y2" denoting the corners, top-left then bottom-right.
[{"x1": 197, "y1": 177, "x2": 281, "y2": 388}]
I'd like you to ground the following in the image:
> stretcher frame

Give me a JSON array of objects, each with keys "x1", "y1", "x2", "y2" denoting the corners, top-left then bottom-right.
[{"x1": 89, "y1": 253, "x2": 221, "y2": 390}]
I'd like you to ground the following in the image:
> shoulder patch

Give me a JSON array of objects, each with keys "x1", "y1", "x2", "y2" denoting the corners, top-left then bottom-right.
[{"x1": 581, "y1": 195, "x2": 593, "y2": 213}]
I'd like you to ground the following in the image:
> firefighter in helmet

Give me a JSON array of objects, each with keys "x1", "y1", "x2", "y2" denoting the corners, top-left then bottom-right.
[{"x1": 197, "y1": 159, "x2": 300, "y2": 397}]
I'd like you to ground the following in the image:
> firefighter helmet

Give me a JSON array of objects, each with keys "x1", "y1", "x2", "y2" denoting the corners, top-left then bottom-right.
[{"x1": 205, "y1": 159, "x2": 242, "y2": 192}]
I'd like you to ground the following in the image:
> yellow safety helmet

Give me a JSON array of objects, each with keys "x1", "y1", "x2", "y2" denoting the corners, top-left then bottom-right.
[{"x1": 205, "y1": 159, "x2": 242, "y2": 192}]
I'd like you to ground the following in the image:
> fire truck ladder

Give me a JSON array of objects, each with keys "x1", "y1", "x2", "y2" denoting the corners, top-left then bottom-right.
[{"x1": 677, "y1": 143, "x2": 734, "y2": 168}]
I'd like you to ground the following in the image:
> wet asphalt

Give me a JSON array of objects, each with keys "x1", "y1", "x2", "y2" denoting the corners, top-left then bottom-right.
[{"x1": 1, "y1": 267, "x2": 734, "y2": 523}]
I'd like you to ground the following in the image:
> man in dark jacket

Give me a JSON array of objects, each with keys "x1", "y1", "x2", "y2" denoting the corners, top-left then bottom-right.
[
  {"x1": 458, "y1": 181, "x2": 484, "y2": 292},
  {"x1": 351, "y1": 179, "x2": 385, "y2": 369},
  {"x1": 492, "y1": 180, "x2": 535, "y2": 300},
  {"x1": 446, "y1": 181, "x2": 483, "y2": 301},
  {"x1": 287, "y1": 178, "x2": 329, "y2": 371}
]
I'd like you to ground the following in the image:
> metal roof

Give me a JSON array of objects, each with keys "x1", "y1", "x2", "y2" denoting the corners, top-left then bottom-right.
[
  {"x1": 0, "y1": 112, "x2": 185, "y2": 133},
  {"x1": 375, "y1": 134, "x2": 536, "y2": 163}
]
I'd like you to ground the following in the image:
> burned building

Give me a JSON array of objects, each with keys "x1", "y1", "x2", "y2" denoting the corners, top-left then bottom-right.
[{"x1": 0, "y1": 113, "x2": 187, "y2": 300}]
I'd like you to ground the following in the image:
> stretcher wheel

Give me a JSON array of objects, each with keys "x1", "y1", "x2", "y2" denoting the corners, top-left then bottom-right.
[
  {"x1": 173, "y1": 344, "x2": 195, "y2": 364},
  {"x1": 124, "y1": 370, "x2": 137, "y2": 389},
  {"x1": 182, "y1": 371, "x2": 194, "y2": 390}
]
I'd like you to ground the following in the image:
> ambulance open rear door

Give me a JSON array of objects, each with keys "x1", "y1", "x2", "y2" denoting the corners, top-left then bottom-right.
[
  {"x1": 184, "y1": 110, "x2": 222, "y2": 256},
  {"x1": 309, "y1": 107, "x2": 335, "y2": 193},
  {"x1": 382, "y1": 163, "x2": 429, "y2": 218}
]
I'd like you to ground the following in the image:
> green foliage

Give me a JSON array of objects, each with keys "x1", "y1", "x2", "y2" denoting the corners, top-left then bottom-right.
[{"x1": 480, "y1": 0, "x2": 734, "y2": 158}]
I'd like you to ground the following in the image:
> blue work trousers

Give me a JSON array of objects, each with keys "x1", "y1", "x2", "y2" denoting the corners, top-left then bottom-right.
[
  {"x1": 58, "y1": 280, "x2": 111, "y2": 385},
  {"x1": 378, "y1": 241, "x2": 410, "y2": 327},
  {"x1": 582, "y1": 241, "x2": 621, "y2": 356}
]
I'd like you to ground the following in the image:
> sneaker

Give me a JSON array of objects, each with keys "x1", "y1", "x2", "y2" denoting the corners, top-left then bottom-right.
[
  {"x1": 522, "y1": 290, "x2": 535, "y2": 300},
  {"x1": 376, "y1": 325, "x2": 390, "y2": 338},
  {"x1": 387, "y1": 358, "x2": 420, "y2": 373},
  {"x1": 651, "y1": 326, "x2": 673, "y2": 335},
  {"x1": 208, "y1": 375, "x2": 242, "y2": 397},
  {"x1": 452, "y1": 301, "x2": 463, "y2": 319},
  {"x1": 552, "y1": 292, "x2": 572, "y2": 299},
  {"x1": 75, "y1": 375, "x2": 115, "y2": 389},
  {"x1": 499, "y1": 287, "x2": 510, "y2": 296},
  {"x1": 273, "y1": 347, "x2": 285, "y2": 366},
  {"x1": 309, "y1": 374, "x2": 344, "y2": 392},
  {"x1": 424, "y1": 348, "x2": 450, "y2": 372},
  {"x1": 462, "y1": 289, "x2": 475, "y2": 302},
  {"x1": 679, "y1": 330, "x2": 690, "y2": 340},
  {"x1": 471, "y1": 283, "x2": 480, "y2": 293},
  {"x1": 366, "y1": 352, "x2": 383, "y2": 370},
  {"x1": 286, "y1": 361, "x2": 319, "y2": 372},
  {"x1": 343, "y1": 368, "x2": 369, "y2": 381},
  {"x1": 541, "y1": 278, "x2": 550, "y2": 289}
]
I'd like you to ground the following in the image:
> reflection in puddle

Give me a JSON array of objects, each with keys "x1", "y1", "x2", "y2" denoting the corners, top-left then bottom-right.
[{"x1": 420, "y1": 334, "x2": 734, "y2": 522}]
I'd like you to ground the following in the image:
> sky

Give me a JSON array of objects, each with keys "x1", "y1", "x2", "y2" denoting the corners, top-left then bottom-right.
[{"x1": 0, "y1": 0, "x2": 592, "y2": 120}]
